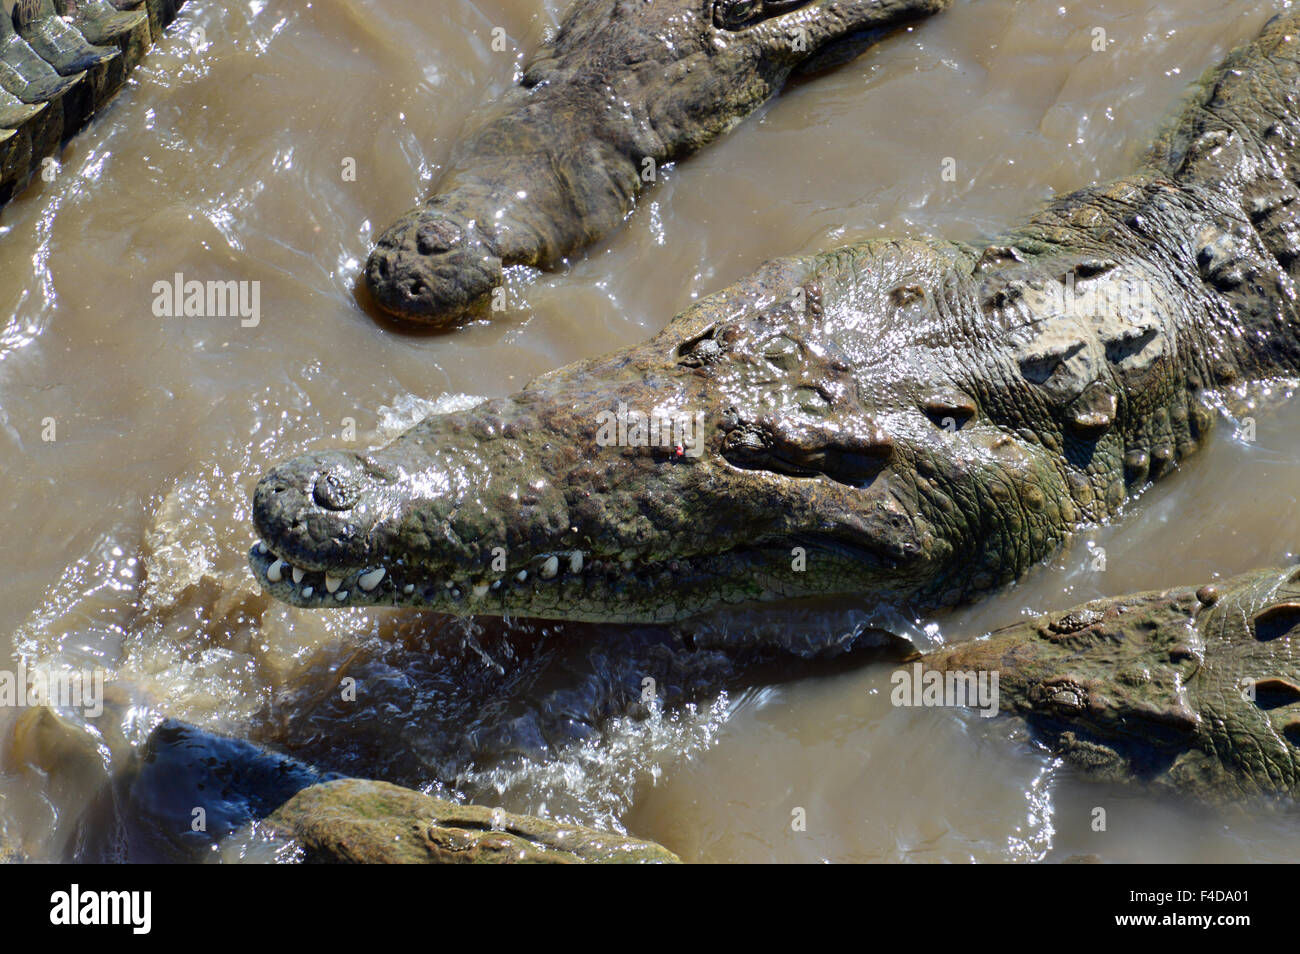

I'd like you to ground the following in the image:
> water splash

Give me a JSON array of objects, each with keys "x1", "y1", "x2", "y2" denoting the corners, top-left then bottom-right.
[{"x1": 451, "y1": 692, "x2": 733, "y2": 834}]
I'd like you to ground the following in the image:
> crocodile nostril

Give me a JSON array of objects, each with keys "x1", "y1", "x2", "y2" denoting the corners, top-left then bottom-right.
[
  {"x1": 313, "y1": 469, "x2": 362, "y2": 511},
  {"x1": 416, "y1": 219, "x2": 463, "y2": 255}
]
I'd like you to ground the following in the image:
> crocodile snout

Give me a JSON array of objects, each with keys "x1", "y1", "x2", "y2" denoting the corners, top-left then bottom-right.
[
  {"x1": 312, "y1": 459, "x2": 365, "y2": 511},
  {"x1": 365, "y1": 209, "x2": 503, "y2": 326},
  {"x1": 252, "y1": 450, "x2": 385, "y2": 570}
]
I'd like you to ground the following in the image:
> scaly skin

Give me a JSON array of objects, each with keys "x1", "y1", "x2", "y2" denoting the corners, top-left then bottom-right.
[
  {"x1": 920, "y1": 567, "x2": 1300, "y2": 806},
  {"x1": 0, "y1": 0, "x2": 181, "y2": 205},
  {"x1": 253, "y1": 12, "x2": 1300, "y2": 625},
  {"x1": 265, "y1": 779, "x2": 680, "y2": 864},
  {"x1": 363, "y1": 0, "x2": 951, "y2": 325},
  {"x1": 63, "y1": 718, "x2": 678, "y2": 863}
]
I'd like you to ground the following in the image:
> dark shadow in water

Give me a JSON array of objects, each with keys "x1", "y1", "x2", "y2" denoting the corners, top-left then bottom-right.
[
  {"x1": 248, "y1": 608, "x2": 915, "y2": 790},
  {"x1": 70, "y1": 604, "x2": 916, "y2": 862}
]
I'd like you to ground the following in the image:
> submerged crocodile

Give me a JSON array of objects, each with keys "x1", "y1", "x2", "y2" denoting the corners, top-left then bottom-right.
[
  {"x1": 363, "y1": 0, "x2": 951, "y2": 324},
  {"x1": 252, "y1": 10, "x2": 1300, "y2": 628},
  {"x1": 17, "y1": 710, "x2": 678, "y2": 863},
  {"x1": 263, "y1": 779, "x2": 679, "y2": 863},
  {"x1": 920, "y1": 566, "x2": 1300, "y2": 807}
]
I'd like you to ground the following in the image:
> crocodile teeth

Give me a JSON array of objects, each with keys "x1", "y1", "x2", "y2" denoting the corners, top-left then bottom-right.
[
  {"x1": 516, "y1": 570, "x2": 528, "y2": 582},
  {"x1": 335, "y1": 590, "x2": 348, "y2": 601},
  {"x1": 403, "y1": 583, "x2": 415, "y2": 595},
  {"x1": 267, "y1": 560, "x2": 284, "y2": 583},
  {"x1": 472, "y1": 582, "x2": 489, "y2": 598},
  {"x1": 254, "y1": 541, "x2": 267, "y2": 555},
  {"x1": 302, "y1": 586, "x2": 313, "y2": 598},
  {"x1": 569, "y1": 551, "x2": 584, "y2": 573},
  {"x1": 291, "y1": 566, "x2": 305, "y2": 584},
  {"x1": 540, "y1": 555, "x2": 559, "y2": 579},
  {"x1": 358, "y1": 568, "x2": 386, "y2": 591},
  {"x1": 491, "y1": 580, "x2": 501, "y2": 590},
  {"x1": 325, "y1": 574, "x2": 343, "y2": 594}
]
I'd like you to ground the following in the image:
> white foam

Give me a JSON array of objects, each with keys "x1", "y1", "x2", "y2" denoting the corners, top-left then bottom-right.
[
  {"x1": 374, "y1": 392, "x2": 488, "y2": 442},
  {"x1": 452, "y1": 693, "x2": 733, "y2": 835}
]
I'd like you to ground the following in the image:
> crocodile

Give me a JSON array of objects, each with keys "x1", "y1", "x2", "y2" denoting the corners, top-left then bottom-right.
[
  {"x1": 0, "y1": 0, "x2": 185, "y2": 206},
  {"x1": 50, "y1": 714, "x2": 677, "y2": 863},
  {"x1": 363, "y1": 0, "x2": 951, "y2": 325},
  {"x1": 918, "y1": 566, "x2": 1300, "y2": 807},
  {"x1": 274, "y1": 566, "x2": 1300, "y2": 809},
  {"x1": 251, "y1": 10, "x2": 1300, "y2": 628},
  {"x1": 2, "y1": 667, "x2": 684, "y2": 861},
  {"x1": 262, "y1": 779, "x2": 680, "y2": 863}
]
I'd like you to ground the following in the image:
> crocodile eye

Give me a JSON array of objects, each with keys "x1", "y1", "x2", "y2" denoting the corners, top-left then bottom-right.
[
  {"x1": 1047, "y1": 686, "x2": 1085, "y2": 712},
  {"x1": 691, "y1": 337, "x2": 722, "y2": 363},
  {"x1": 761, "y1": 335, "x2": 802, "y2": 371},
  {"x1": 723, "y1": 418, "x2": 894, "y2": 485},
  {"x1": 713, "y1": 0, "x2": 763, "y2": 29},
  {"x1": 724, "y1": 425, "x2": 819, "y2": 478},
  {"x1": 722, "y1": 424, "x2": 770, "y2": 460},
  {"x1": 678, "y1": 325, "x2": 725, "y2": 367},
  {"x1": 415, "y1": 219, "x2": 462, "y2": 255},
  {"x1": 1030, "y1": 680, "x2": 1089, "y2": 715},
  {"x1": 922, "y1": 393, "x2": 977, "y2": 432},
  {"x1": 792, "y1": 386, "x2": 831, "y2": 416}
]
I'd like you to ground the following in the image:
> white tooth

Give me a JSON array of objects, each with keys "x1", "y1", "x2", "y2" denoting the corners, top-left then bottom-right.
[
  {"x1": 472, "y1": 582, "x2": 489, "y2": 598},
  {"x1": 403, "y1": 583, "x2": 415, "y2": 595},
  {"x1": 540, "y1": 555, "x2": 559, "y2": 579},
  {"x1": 254, "y1": 541, "x2": 267, "y2": 555},
  {"x1": 358, "y1": 568, "x2": 386, "y2": 591},
  {"x1": 267, "y1": 560, "x2": 284, "y2": 583},
  {"x1": 292, "y1": 566, "x2": 305, "y2": 584},
  {"x1": 325, "y1": 574, "x2": 342, "y2": 593},
  {"x1": 445, "y1": 580, "x2": 455, "y2": 590},
  {"x1": 491, "y1": 580, "x2": 501, "y2": 591},
  {"x1": 515, "y1": 570, "x2": 528, "y2": 582},
  {"x1": 450, "y1": 587, "x2": 461, "y2": 598},
  {"x1": 335, "y1": 590, "x2": 348, "y2": 600},
  {"x1": 302, "y1": 586, "x2": 313, "y2": 598},
  {"x1": 569, "y1": 551, "x2": 584, "y2": 573}
]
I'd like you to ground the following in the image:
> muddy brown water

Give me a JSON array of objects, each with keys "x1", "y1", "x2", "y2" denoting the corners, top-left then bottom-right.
[{"x1": 1, "y1": 0, "x2": 1298, "y2": 862}]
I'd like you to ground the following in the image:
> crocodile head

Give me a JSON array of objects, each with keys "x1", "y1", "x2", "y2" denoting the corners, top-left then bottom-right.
[
  {"x1": 363, "y1": 0, "x2": 950, "y2": 324},
  {"x1": 924, "y1": 589, "x2": 1211, "y2": 780},
  {"x1": 255, "y1": 234, "x2": 1195, "y2": 623},
  {"x1": 924, "y1": 569, "x2": 1300, "y2": 800}
]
